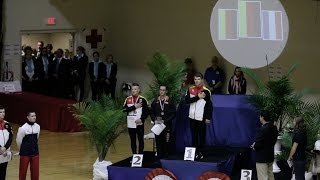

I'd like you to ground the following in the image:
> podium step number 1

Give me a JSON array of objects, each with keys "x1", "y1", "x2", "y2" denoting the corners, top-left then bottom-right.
[
  {"x1": 241, "y1": 169, "x2": 252, "y2": 180},
  {"x1": 131, "y1": 154, "x2": 143, "y2": 167},
  {"x1": 184, "y1": 147, "x2": 196, "y2": 161}
]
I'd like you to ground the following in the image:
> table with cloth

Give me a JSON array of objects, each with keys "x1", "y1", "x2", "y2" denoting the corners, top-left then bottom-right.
[{"x1": 0, "y1": 92, "x2": 81, "y2": 132}]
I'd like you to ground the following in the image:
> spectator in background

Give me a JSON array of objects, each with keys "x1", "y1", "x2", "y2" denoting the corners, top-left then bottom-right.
[
  {"x1": 288, "y1": 117, "x2": 307, "y2": 180},
  {"x1": 46, "y1": 44, "x2": 54, "y2": 61},
  {"x1": 204, "y1": 56, "x2": 225, "y2": 94},
  {"x1": 103, "y1": 54, "x2": 118, "y2": 99},
  {"x1": 64, "y1": 49, "x2": 72, "y2": 60},
  {"x1": 183, "y1": 58, "x2": 196, "y2": 86},
  {"x1": 36, "y1": 47, "x2": 51, "y2": 95},
  {"x1": 22, "y1": 46, "x2": 41, "y2": 93},
  {"x1": 73, "y1": 46, "x2": 88, "y2": 101},
  {"x1": 48, "y1": 49, "x2": 70, "y2": 98},
  {"x1": 228, "y1": 67, "x2": 247, "y2": 95},
  {"x1": 88, "y1": 51, "x2": 105, "y2": 101},
  {"x1": 36, "y1": 41, "x2": 44, "y2": 58},
  {"x1": 64, "y1": 49, "x2": 75, "y2": 99}
]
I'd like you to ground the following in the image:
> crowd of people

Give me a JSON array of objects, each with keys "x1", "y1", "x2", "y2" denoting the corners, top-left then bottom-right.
[{"x1": 21, "y1": 41, "x2": 117, "y2": 101}]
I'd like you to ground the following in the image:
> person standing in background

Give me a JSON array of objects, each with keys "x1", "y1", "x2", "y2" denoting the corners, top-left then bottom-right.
[
  {"x1": 228, "y1": 67, "x2": 247, "y2": 95},
  {"x1": 88, "y1": 51, "x2": 105, "y2": 101},
  {"x1": 204, "y1": 56, "x2": 225, "y2": 94},
  {"x1": 288, "y1": 117, "x2": 307, "y2": 180},
  {"x1": 183, "y1": 58, "x2": 196, "y2": 86},
  {"x1": 104, "y1": 54, "x2": 118, "y2": 99},
  {"x1": 73, "y1": 46, "x2": 88, "y2": 101}
]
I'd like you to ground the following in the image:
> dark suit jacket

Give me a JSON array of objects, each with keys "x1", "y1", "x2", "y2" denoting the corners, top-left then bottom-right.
[
  {"x1": 48, "y1": 58, "x2": 70, "y2": 80},
  {"x1": 22, "y1": 57, "x2": 41, "y2": 81},
  {"x1": 254, "y1": 122, "x2": 278, "y2": 163},
  {"x1": 104, "y1": 63, "x2": 117, "y2": 84},
  {"x1": 88, "y1": 62, "x2": 105, "y2": 81},
  {"x1": 72, "y1": 55, "x2": 89, "y2": 79},
  {"x1": 36, "y1": 56, "x2": 52, "y2": 80}
]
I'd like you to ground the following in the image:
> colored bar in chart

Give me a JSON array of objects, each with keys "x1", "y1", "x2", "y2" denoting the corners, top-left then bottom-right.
[
  {"x1": 262, "y1": 11, "x2": 283, "y2": 40},
  {"x1": 238, "y1": 1, "x2": 262, "y2": 38},
  {"x1": 218, "y1": 9, "x2": 238, "y2": 40}
]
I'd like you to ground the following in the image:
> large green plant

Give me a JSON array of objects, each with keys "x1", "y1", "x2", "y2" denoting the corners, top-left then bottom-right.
[
  {"x1": 145, "y1": 52, "x2": 186, "y2": 105},
  {"x1": 242, "y1": 64, "x2": 309, "y2": 132},
  {"x1": 278, "y1": 101, "x2": 320, "y2": 161},
  {"x1": 69, "y1": 96, "x2": 126, "y2": 162}
]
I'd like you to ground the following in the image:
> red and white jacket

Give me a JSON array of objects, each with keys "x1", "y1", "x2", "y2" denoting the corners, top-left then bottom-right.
[
  {"x1": 0, "y1": 120, "x2": 13, "y2": 163},
  {"x1": 185, "y1": 86, "x2": 213, "y2": 121}
]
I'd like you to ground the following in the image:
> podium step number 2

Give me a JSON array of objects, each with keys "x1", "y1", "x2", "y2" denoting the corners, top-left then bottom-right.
[
  {"x1": 131, "y1": 154, "x2": 143, "y2": 167},
  {"x1": 184, "y1": 147, "x2": 196, "y2": 161},
  {"x1": 241, "y1": 169, "x2": 252, "y2": 180}
]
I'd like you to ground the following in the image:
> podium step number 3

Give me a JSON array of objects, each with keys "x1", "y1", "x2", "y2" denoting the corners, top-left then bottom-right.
[
  {"x1": 131, "y1": 154, "x2": 143, "y2": 167},
  {"x1": 184, "y1": 147, "x2": 196, "y2": 161},
  {"x1": 241, "y1": 169, "x2": 252, "y2": 180}
]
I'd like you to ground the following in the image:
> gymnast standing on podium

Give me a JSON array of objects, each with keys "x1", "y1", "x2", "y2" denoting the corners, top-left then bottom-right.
[
  {"x1": 123, "y1": 83, "x2": 149, "y2": 154},
  {"x1": 150, "y1": 85, "x2": 176, "y2": 159},
  {"x1": 185, "y1": 73, "x2": 212, "y2": 160}
]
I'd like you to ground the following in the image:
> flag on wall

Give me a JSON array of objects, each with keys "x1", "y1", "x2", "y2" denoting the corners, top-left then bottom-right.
[
  {"x1": 238, "y1": 1, "x2": 262, "y2": 38},
  {"x1": 262, "y1": 11, "x2": 283, "y2": 41},
  {"x1": 218, "y1": 9, "x2": 238, "y2": 40}
]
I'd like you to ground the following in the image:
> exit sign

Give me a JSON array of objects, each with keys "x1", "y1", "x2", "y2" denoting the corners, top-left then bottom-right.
[{"x1": 47, "y1": 17, "x2": 56, "y2": 25}]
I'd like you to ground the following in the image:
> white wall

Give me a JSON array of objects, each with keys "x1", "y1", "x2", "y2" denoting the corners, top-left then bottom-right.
[
  {"x1": 51, "y1": 33, "x2": 73, "y2": 51},
  {"x1": 21, "y1": 33, "x2": 51, "y2": 48}
]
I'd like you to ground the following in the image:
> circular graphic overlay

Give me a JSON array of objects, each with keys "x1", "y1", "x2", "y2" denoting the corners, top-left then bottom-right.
[{"x1": 210, "y1": 0, "x2": 289, "y2": 68}]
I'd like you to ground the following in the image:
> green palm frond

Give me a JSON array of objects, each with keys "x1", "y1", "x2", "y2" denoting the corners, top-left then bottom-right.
[
  {"x1": 69, "y1": 95, "x2": 126, "y2": 162},
  {"x1": 146, "y1": 52, "x2": 186, "y2": 105},
  {"x1": 241, "y1": 67, "x2": 266, "y2": 91}
]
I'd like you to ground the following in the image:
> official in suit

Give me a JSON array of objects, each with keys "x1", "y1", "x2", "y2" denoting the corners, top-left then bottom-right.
[
  {"x1": 73, "y1": 46, "x2": 88, "y2": 101},
  {"x1": 48, "y1": 49, "x2": 70, "y2": 98},
  {"x1": 88, "y1": 52, "x2": 105, "y2": 101},
  {"x1": 103, "y1": 54, "x2": 117, "y2": 99},
  {"x1": 36, "y1": 47, "x2": 51, "y2": 95},
  {"x1": 251, "y1": 111, "x2": 278, "y2": 180}
]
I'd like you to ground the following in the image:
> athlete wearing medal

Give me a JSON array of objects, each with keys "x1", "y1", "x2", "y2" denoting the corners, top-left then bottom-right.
[
  {"x1": 123, "y1": 83, "x2": 149, "y2": 154},
  {"x1": 150, "y1": 85, "x2": 176, "y2": 158}
]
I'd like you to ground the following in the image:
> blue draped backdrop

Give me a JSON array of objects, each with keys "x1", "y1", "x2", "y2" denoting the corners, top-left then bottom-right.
[{"x1": 174, "y1": 95, "x2": 260, "y2": 152}]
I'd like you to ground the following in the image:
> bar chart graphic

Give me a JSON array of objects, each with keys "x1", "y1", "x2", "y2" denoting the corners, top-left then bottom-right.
[
  {"x1": 218, "y1": 0, "x2": 283, "y2": 41},
  {"x1": 218, "y1": 9, "x2": 238, "y2": 40}
]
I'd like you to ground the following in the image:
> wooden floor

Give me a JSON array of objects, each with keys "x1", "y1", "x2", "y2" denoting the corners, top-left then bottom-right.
[{"x1": 6, "y1": 123, "x2": 154, "y2": 180}]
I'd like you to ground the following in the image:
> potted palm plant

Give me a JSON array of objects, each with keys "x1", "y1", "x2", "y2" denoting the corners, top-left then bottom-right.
[
  {"x1": 69, "y1": 96, "x2": 126, "y2": 180},
  {"x1": 145, "y1": 52, "x2": 186, "y2": 105}
]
